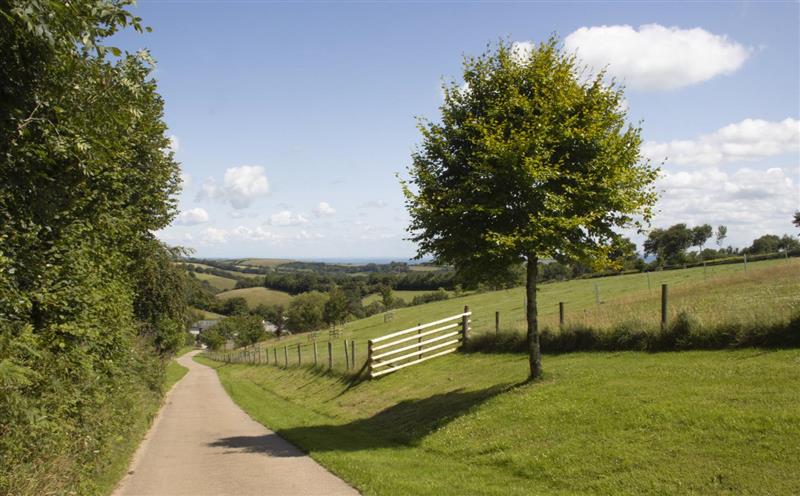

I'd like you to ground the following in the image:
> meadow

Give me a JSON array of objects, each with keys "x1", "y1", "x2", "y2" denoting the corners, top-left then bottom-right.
[
  {"x1": 216, "y1": 286, "x2": 293, "y2": 308},
  {"x1": 362, "y1": 289, "x2": 445, "y2": 305},
  {"x1": 196, "y1": 347, "x2": 800, "y2": 495},
  {"x1": 192, "y1": 272, "x2": 238, "y2": 291},
  {"x1": 197, "y1": 257, "x2": 800, "y2": 495}
]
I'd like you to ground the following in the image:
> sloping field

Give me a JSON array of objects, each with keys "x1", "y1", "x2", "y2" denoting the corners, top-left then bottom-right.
[
  {"x1": 362, "y1": 290, "x2": 443, "y2": 305},
  {"x1": 197, "y1": 348, "x2": 800, "y2": 495},
  {"x1": 238, "y1": 258, "x2": 295, "y2": 268},
  {"x1": 192, "y1": 272, "x2": 238, "y2": 291},
  {"x1": 257, "y1": 258, "x2": 799, "y2": 361},
  {"x1": 216, "y1": 286, "x2": 293, "y2": 308}
]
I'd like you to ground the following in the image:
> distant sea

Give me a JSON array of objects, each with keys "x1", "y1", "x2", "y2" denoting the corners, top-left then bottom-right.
[{"x1": 296, "y1": 257, "x2": 430, "y2": 265}]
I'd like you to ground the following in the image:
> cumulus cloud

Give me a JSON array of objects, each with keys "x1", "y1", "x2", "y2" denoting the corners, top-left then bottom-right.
[
  {"x1": 268, "y1": 210, "x2": 309, "y2": 227},
  {"x1": 180, "y1": 171, "x2": 192, "y2": 189},
  {"x1": 297, "y1": 230, "x2": 324, "y2": 240},
  {"x1": 360, "y1": 200, "x2": 388, "y2": 209},
  {"x1": 564, "y1": 24, "x2": 751, "y2": 91},
  {"x1": 654, "y1": 166, "x2": 799, "y2": 243},
  {"x1": 201, "y1": 227, "x2": 227, "y2": 244},
  {"x1": 644, "y1": 118, "x2": 800, "y2": 166},
  {"x1": 197, "y1": 165, "x2": 270, "y2": 209},
  {"x1": 168, "y1": 135, "x2": 180, "y2": 153},
  {"x1": 312, "y1": 201, "x2": 336, "y2": 217},
  {"x1": 175, "y1": 207, "x2": 209, "y2": 225}
]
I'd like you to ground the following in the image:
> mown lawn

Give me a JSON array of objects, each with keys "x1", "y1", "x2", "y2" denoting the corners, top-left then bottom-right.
[{"x1": 197, "y1": 348, "x2": 800, "y2": 495}]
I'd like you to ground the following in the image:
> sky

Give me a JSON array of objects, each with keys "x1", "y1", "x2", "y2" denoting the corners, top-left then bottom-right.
[{"x1": 113, "y1": 0, "x2": 800, "y2": 260}]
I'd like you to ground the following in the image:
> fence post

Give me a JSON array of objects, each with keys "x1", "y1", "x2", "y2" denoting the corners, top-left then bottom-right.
[
  {"x1": 703, "y1": 261, "x2": 707, "y2": 279},
  {"x1": 594, "y1": 283, "x2": 600, "y2": 305},
  {"x1": 284, "y1": 346, "x2": 288, "y2": 368},
  {"x1": 559, "y1": 302, "x2": 565, "y2": 329},
  {"x1": 344, "y1": 340, "x2": 350, "y2": 370},
  {"x1": 313, "y1": 341, "x2": 318, "y2": 367},
  {"x1": 661, "y1": 284, "x2": 669, "y2": 329},
  {"x1": 273, "y1": 347, "x2": 277, "y2": 365},
  {"x1": 328, "y1": 341, "x2": 333, "y2": 370},
  {"x1": 417, "y1": 324, "x2": 422, "y2": 360},
  {"x1": 743, "y1": 253, "x2": 748, "y2": 271},
  {"x1": 646, "y1": 272, "x2": 652, "y2": 294},
  {"x1": 351, "y1": 340, "x2": 356, "y2": 370},
  {"x1": 297, "y1": 344, "x2": 302, "y2": 365},
  {"x1": 495, "y1": 311, "x2": 500, "y2": 335},
  {"x1": 462, "y1": 305, "x2": 470, "y2": 344},
  {"x1": 367, "y1": 340, "x2": 374, "y2": 379}
]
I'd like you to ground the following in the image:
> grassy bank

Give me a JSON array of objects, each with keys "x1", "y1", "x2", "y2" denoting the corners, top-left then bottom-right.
[
  {"x1": 216, "y1": 286, "x2": 293, "y2": 308},
  {"x1": 198, "y1": 348, "x2": 800, "y2": 495}
]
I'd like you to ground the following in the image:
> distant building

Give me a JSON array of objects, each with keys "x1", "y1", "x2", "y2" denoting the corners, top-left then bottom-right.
[{"x1": 189, "y1": 319, "x2": 219, "y2": 336}]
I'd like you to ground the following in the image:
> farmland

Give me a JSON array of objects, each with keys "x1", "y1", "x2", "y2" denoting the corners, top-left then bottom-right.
[
  {"x1": 198, "y1": 257, "x2": 800, "y2": 495},
  {"x1": 362, "y1": 289, "x2": 446, "y2": 305},
  {"x1": 192, "y1": 272, "x2": 238, "y2": 291},
  {"x1": 216, "y1": 286, "x2": 293, "y2": 308}
]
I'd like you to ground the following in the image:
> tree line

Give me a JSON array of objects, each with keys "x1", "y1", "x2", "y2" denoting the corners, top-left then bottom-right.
[{"x1": 1, "y1": 2, "x2": 190, "y2": 493}]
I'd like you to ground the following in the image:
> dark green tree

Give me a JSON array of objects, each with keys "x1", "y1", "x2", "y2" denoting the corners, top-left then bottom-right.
[
  {"x1": 644, "y1": 224, "x2": 712, "y2": 266},
  {"x1": 286, "y1": 291, "x2": 328, "y2": 332},
  {"x1": 715, "y1": 225, "x2": 728, "y2": 247},
  {"x1": 403, "y1": 39, "x2": 658, "y2": 379},
  {"x1": 323, "y1": 286, "x2": 350, "y2": 330}
]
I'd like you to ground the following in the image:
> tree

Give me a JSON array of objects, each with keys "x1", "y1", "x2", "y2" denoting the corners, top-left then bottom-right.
[
  {"x1": 794, "y1": 212, "x2": 800, "y2": 234},
  {"x1": 379, "y1": 284, "x2": 394, "y2": 307},
  {"x1": 778, "y1": 234, "x2": 800, "y2": 252},
  {"x1": 644, "y1": 223, "x2": 712, "y2": 266},
  {"x1": 221, "y1": 297, "x2": 249, "y2": 316},
  {"x1": 747, "y1": 234, "x2": 781, "y2": 254},
  {"x1": 286, "y1": 291, "x2": 328, "y2": 332},
  {"x1": 403, "y1": 39, "x2": 658, "y2": 379},
  {"x1": 323, "y1": 287, "x2": 350, "y2": 330},
  {"x1": 715, "y1": 225, "x2": 728, "y2": 247}
]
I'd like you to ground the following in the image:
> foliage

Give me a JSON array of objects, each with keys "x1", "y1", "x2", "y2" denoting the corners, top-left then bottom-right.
[
  {"x1": 715, "y1": 225, "x2": 727, "y2": 247},
  {"x1": 644, "y1": 223, "x2": 713, "y2": 266},
  {"x1": 323, "y1": 286, "x2": 350, "y2": 329},
  {"x1": 0, "y1": 1, "x2": 184, "y2": 493},
  {"x1": 286, "y1": 291, "x2": 329, "y2": 332},
  {"x1": 403, "y1": 38, "x2": 658, "y2": 378},
  {"x1": 746, "y1": 234, "x2": 800, "y2": 254}
]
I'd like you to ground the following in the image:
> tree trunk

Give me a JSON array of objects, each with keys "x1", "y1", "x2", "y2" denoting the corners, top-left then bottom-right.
[{"x1": 526, "y1": 254, "x2": 543, "y2": 380}]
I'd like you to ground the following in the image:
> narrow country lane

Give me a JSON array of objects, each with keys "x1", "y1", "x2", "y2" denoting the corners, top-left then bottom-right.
[{"x1": 113, "y1": 351, "x2": 358, "y2": 496}]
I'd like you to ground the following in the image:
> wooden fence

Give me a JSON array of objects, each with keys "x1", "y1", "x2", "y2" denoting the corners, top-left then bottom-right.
[{"x1": 367, "y1": 306, "x2": 471, "y2": 379}]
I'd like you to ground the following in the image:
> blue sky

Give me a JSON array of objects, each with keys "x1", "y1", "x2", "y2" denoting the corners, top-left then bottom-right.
[{"x1": 114, "y1": 1, "x2": 800, "y2": 260}]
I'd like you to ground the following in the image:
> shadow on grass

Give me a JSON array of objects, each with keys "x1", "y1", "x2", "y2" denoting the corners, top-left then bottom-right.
[{"x1": 215, "y1": 383, "x2": 520, "y2": 455}]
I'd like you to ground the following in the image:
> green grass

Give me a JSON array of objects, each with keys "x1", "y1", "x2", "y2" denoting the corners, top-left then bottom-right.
[
  {"x1": 216, "y1": 286, "x2": 293, "y2": 308},
  {"x1": 253, "y1": 258, "x2": 799, "y2": 373},
  {"x1": 164, "y1": 350, "x2": 191, "y2": 391},
  {"x1": 190, "y1": 306, "x2": 224, "y2": 319},
  {"x1": 238, "y1": 258, "x2": 295, "y2": 268},
  {"x1": 197, "y1": 348, "x2": 800, "y2": 495},
  {"x1": 193, "y1": 272, "x2": 238, "y2": 291},
  {"x1": 362, "y1": 289, "x2": 445, "y2": 305}
]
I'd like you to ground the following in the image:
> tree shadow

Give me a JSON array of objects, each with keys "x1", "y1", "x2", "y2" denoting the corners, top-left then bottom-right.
[
  {"x1": 278, "y1": 383, "x2": 520, "y2": 453},
  {"x1": 207, "y1": 433, "x2": 305, "y2": 457}
]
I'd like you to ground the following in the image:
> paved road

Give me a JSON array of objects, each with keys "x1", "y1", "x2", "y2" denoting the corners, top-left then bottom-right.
[{"x1": 114, "y1": 351, "x2": 358, "y2": 496}]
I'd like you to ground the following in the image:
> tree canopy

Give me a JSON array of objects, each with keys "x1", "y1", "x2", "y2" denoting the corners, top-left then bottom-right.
[{"x1": 403, "y1": 38, "x2": 658, "y2": 379}]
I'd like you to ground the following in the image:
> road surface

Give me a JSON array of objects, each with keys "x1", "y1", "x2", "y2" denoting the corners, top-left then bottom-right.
[{"x1": 114, "y1": 351, "x2": 358, "y2": 496}]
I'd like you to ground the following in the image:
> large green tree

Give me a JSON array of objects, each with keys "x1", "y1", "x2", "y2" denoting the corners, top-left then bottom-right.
[
  {"x1": 644, "y1": 223, "x2": 713, "y2": 266},
  {"x1": 403, "y1": 39, "x2": 658, "y2": 379}
]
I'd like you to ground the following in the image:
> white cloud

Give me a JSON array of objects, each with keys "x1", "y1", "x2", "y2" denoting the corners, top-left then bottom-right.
[
  {"x1": 564, "y1": 24, "x2": 751, "y2": 91},
  {"x1": 197, "y1": 165, "x2": 270, "y2": 209},
  {"x1": 201, "y1": 227, "x2": 227, "y2": 244},
  {"x1": 168, "y1": 135, "x2": 180, "y2": 153},
  {"x1": 654, "y1": 165, "x2": 799, "y2": 244},
  {"x1": 268, "y1": 210, "x2": 309, "y2": 227},
  {"x1": 511, "y1": 41, "x2": 534, "y2": 63},
  {"x1": 312, "y1": 201, "x2": 336, "y2": 217},
  {"x1": 360, "y1": 200, "x2": 388, "y2": 209},
  {"x1": 180, "y1": 171, "x2": 192, "y2": 189},
  {"x1": 231, "y1": 226, "x2": 281, "y2": 241},
  {"x1": 644, "y1": 118, "x2": 800, "y2": 166},
  {"x1": 175, "y1": 207, "x2": 209, "y2": 225},
  {"x1": 297, "y1": 230, "x2": 324, "y2": 240}
]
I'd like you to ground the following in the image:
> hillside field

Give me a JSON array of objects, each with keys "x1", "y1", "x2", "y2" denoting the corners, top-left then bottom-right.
[
  {"x1": 196, "y1": 348, "x2": 800, "y2": 495},
  {"x1": 237, "y1": 258, "x2": 295, "y2": 268},
  {"x1": 191, "y1": 272, "x2": 238, "y2": 292},
  {"x1": 216, "y1": 286, "x2": 293, "y2": 308},
  {"x1": 362, "y1": 289, "x2": 446, "y2": 305},
  {"x1": 198, "y1": 257, "x2": 800, "y2": 495},
  {"x1": 255, "y1": 258, "x2": 799, "y2": 366}
]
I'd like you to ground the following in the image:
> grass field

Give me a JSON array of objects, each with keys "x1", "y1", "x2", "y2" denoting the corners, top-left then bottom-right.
[
  {"x1": 362, "y1": 289, "x2": 445, "y2": 305},
  {"x1": 238, "y1": 258, "x2": 295, "y2": 268},
  {"x1": 196, "y1": 347, "x2": 800, "y2": 495},
  {"x1": 192, "y1": 272, "x2": 238, "y2": 291},
  {"x1": 253, "y1": 258, "x2": 799, "y2": 370},
  {"x1": 216, "y1": 286, "x2": 293, "y2": 308},
  {"x1": 190, "y1": 306, "x2": 224, "y2": 320}
]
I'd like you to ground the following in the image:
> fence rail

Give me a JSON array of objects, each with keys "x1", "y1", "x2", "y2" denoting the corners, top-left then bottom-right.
[{"x1": 368, "y1": 306, "x2": 470, "y2": 379}]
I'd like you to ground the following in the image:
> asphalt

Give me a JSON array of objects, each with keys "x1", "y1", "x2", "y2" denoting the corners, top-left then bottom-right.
[{"x1": 113, "y1": 350, "x2": 359, "y2": 496}]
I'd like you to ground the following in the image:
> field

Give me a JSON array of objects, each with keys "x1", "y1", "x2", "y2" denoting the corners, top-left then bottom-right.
[
  {"x1": 254, "y1": 258, "x2": 799, "y2": 367},
  {"x1": 362, "y1": 289, "x2": 445, "y2": 305},
  {"x1": 192, "y1": 272, "x2": 238, "y2": 291},
  {"x1": 190, "y1": 306, "x2": 224, "y2": 319},
  {"x1": 196, "y1": 346, "x2": 800, "y2": 495},
  {"x1": 216, "y1": 286, "x2": 293, "y2": 308},
  {"x1": 237, "y1": 258, "x2": 295, "y2": 268}
]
